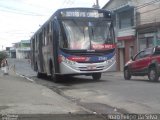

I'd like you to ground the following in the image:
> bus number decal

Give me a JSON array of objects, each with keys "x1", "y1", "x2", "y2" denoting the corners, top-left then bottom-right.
[{"x1": 98, "y1": 57, "x2": 107, "y2": 61}]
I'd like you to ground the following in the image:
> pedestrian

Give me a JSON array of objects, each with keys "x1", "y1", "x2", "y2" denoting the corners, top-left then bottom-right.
[
  {"x1": 1, "y1": 58, "x2": 9, "y2": 75},
  {"x1": 1, "y1": 59, "x2": 4, "y2": 68}
]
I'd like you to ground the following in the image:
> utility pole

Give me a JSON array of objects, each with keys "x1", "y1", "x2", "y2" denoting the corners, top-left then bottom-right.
[{"x1": 92, "y1": 0, "x2": 100, "y2": 9}]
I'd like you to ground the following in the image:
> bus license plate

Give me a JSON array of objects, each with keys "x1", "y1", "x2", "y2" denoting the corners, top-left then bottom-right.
[{"x1": 87, "y1": 65, "x2": 96, "y2": 70}]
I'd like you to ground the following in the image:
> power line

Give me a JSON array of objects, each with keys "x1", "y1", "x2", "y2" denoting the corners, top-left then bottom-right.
[
  {"x1": 136, "y1": 0, "x2": 160, "y2": 9},
  {"x1": 137, "y1": 6, "x2": 160, "y2": 15},
  {"x1": 0, "y1": 7, "x2": 46, "y2": 16},
  {"x1": 116, "y1": 0, "x2": 160, "y2": 24},
  {"x1": 135, "y1": 1, "x2": 160, "y2": 22}
]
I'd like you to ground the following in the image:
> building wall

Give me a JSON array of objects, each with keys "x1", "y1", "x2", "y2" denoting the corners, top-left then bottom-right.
[
  {"x1": 136, "y1": 2, "x2": 160, "y2": 26},
  {"x1": 16, "y1": 50, "x2": 30, "y2": 59},
  {"x1": 14, "y1": 40, "x2": 31, "y2": 59},
  {"x1": 135, "y1": 0, "x2": 160, "y2": 51},
  {"x1": 137, "y1": 29, "x2": 160, "y2": 50},
  {"x1": 103, "y1": 0, "x2": 131, "y2": 10},
  {"x1": 103, "y1": 0, "x2": 136, "y2": 71}
]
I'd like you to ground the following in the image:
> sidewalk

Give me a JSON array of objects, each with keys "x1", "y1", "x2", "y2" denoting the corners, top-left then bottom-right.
[{"x1": 0, "y1": 70, "x2": 88, "y2": 115}]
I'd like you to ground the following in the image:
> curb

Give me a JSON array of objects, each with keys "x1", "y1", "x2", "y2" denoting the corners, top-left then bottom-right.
[{"x1": 16, "y1": 73, "x2": 35, "y2": 82}]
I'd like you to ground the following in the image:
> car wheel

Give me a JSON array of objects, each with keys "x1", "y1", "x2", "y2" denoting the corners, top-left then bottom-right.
[
  {"x1": 148, "y1": 67, "x2": 159, "y2": 82},
  {"x1": 92, "y1": 73, "x2": 101, "y2": 80},
  {"x1": 124, "y1": 68, "x2": 131, "y2": 80}
]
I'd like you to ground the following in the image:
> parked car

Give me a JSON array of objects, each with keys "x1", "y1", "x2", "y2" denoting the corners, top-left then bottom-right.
[{"x1": 124, "y1": 46, "x2": 160, "y2": 82}]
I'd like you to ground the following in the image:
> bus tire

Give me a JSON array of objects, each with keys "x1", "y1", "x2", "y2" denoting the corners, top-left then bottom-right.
[
  {"x1": 50, "y1": 66, "x2": 59, "y2": 83},
  {"x1": 37, "y1": 72, "x2": 43, "y2": 78},
  {"x1": 92, "y1": 73, "x2": 101, "y2": 80},
  {"x1": 51, "y1": 75, "x2": 60, "y2": 83}
]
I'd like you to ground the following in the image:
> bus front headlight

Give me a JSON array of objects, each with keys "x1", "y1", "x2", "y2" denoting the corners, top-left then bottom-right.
[
  {"x1": 60, "y1": 56, "x2": 76, "y2": 65},
  {"x1": 65, "y1": 58, "x2": 76, "y2": 65},
  {"x1": 106, "y1": 56, "x2": 115, "y2": 65}
]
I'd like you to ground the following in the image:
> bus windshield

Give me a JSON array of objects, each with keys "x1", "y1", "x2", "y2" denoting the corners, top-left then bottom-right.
[{"x1": 61, "y1": 20, "x2": 114, "y2": 50}]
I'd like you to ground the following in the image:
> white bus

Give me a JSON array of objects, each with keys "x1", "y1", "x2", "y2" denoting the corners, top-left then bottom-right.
[{"x1": 30, "y1": 8, "x2": 116, "y2": 82}]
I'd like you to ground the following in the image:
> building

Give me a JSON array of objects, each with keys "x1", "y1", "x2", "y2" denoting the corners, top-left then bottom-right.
[
  {"x1": 136, "y1": 0, "x2": 160, "y2": 50},
  {"x1": 6, "y1": 47, "x2": 16, "y2": 58},
  {"x1": 103, "y1": 0, "x2": 137, "y2": 71},
  {"x1": 103, "y1": 0, "x2": 160, "y2": 71},
  {"x1": 13, "y1": 40, "x2": 31, "y2": 59}
]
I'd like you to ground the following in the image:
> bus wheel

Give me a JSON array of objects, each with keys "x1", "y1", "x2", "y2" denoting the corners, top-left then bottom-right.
[
  {"x1": 92, "y1": 73, "x2": 101, "y2": 80},
  {"x1": 37, "y1": 72, "x2": 43, "y2": 78},
  {"x1": 51, "y1": 66, "x2": 59, "y2": 83}
]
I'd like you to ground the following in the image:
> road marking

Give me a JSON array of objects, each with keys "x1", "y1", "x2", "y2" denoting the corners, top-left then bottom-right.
[{"x1": 16, "y1": 73, "x2": 34, "y2": 82}]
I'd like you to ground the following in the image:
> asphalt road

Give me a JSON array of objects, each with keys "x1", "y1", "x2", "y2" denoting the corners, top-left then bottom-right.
[{"x1": 8, "y1": 58, "x2": 160, "y2": 114}]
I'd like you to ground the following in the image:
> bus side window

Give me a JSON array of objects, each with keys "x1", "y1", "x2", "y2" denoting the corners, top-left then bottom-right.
[
  {"x1": 46, "y1": 24, "x2": 50, "y2": 45},
  {"x1": 59, "y1": 21, "x2": 68, "y2": 48},
  {"x1": 35, "y1": 35, "x2": 38, "y2": 51},
  {"x1": 42, "y1": 28, "x2": 45, "y2": 46},
  {"x1": 48, "y1": 21, "x2": 52, "y2": 45},
  {"x1": 45, "y1": 28, "x2": 47, "y2": 46},
  {"x1": 52, "y1": 21, "x2": 58, "y2": 47},
  {"x1": 53, "y1": 20, "x2": 63, "y2": 48},
  {"x1": 50, "y1": 22, "x2": 53, "y2": 44},
  {"x1": 39, "y1": 32, "x2": 43, "y2": 47},
  {"x1": 52, "y1": 21, "x2": 57, "y2": 48}
]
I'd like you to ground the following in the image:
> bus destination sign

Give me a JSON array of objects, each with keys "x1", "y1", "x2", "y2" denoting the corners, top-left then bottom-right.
[{"x1": 61, "y1": 10, "x2": 105, "y2": 18}]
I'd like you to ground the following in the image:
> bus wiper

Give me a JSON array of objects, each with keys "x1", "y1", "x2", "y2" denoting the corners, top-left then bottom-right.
[{"x1": 90, "y1": 28, "x2": 94, "y2": 49}]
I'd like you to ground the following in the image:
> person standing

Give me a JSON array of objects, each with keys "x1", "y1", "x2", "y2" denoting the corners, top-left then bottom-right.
[{"x1": 1, "y1": 58, "x2": 9, "y2": 75}]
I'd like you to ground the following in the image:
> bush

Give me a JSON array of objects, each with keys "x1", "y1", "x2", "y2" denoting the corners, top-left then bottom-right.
[{"x1": 0, "y1": 51, "x2": 7, "y2": 65}]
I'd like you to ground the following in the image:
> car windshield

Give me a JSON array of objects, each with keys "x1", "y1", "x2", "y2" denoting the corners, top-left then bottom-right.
[
  {"x1": 60, "y1": 20, "x2": 114, "y2": 50},
  {"x1": 144, "y1": 48, "x2": 153, "y2": 55},
  {"x1": 134, "y1": 48, "x2": 153, "y2": 60}
]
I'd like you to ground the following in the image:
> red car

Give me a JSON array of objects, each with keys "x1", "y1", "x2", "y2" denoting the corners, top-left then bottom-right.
[{"x1": 124, "y1": 46, "x2": 160, "y2": 82}]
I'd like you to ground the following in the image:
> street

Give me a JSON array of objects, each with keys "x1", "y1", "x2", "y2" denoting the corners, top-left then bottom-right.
[
  {"x1": 9, "y1": 58, "x2": 160, "y2": 113},
  {"x1": 32, "y1": 70, "x2": 160, "y2": 113},
  {"x1": 1, "y1": 58, "x2": 160, "y2": 119}
]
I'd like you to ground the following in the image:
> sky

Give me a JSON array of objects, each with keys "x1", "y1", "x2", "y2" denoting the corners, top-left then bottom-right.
[{"x1": 0, "y1": 0, "x2": 109, "y2": 50}]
